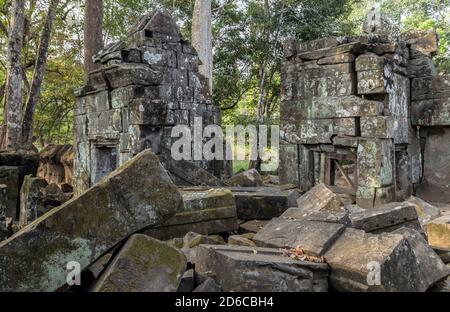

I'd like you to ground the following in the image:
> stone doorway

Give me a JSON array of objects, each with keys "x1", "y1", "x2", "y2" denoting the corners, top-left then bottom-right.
[{"x1": 91, "y1": 144, "x2": 118, "y2": 185}]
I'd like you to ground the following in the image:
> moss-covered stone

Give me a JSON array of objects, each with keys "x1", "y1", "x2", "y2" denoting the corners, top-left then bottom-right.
[
  {"x1": 92, "y1": 234, "x2": 186, "y2": 292},
  {"x1": 0, "y1": 149, "x2": 183, "y2": 292}
]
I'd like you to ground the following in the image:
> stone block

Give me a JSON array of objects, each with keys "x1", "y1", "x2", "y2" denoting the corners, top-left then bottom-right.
[
  {"x1": 295, "y1": 183, "x2": 343, "y2": 213},
  {"x1": 144, "y1": 188, "x2": 237, "y2": 240},
  {"x1": 253, "y1": 218, "x2": 345, "y2": 256},
  {"x1": 427, "y1": 215, "x2": 450, "y2": 250},
  {"x1": 317, "y1": 53, "x2": 355, "y2": 65},
  {"x1": 350, "y1": 202, "x2": 418, "y2": 232},
  {"x1": 92, "y1": 234, "x2": 186, "y2": 292},
  {"x1": 355, "y1": 53, "x2": 387, "y2": 72},
  {"x1": 361, "y1": 116, "x2": 395, "y2": 139},
  {"x1": 392, "y1": 227, "x2": 450, "y2": 291},
  {"x1": 297, "y1": 36, "x2": 348, "y2": 53},
  {"x1": 357, "y1": 139, "x2": 393, "y2": 188},
  {"x1": 325, "y1": 228, "x2": 425, "y2": 291},
  {"x1": 104, "y1": 64, "x2": 163, "y2": 88},
  {"x1": 0, "y1": 150, "x2": 183, "y2": 291},
  {"x1": 142, "y1": 47, "x2": 176, "y2": 67},
  {"x1": 406, "y1": 196, "x2": 441, "y2": 226},
  {"x1": 407, "y1": 57, "x2": 436, "y2": 78},
  {"x1": 19, "y1": 175, "x2": 48, "y2": 227},
  {"x1": 279, "y1": 143, "x2": 299, "y2": 185},
  {"x1": 412, "y1": 98, "x2": 450, "y2": 126},
  {"x1": 228, "y1": 169, "x2": 263, "y2": 187},
  {"x1": 357, "y1": 68, "x2": 391, "y2": 95},
  {"x1": 228, "y1": 235, "x2": 255, "y2": 247},
  {"x1": 298, "y1": 42, "x2": 362, "y2": 60},
  {"x1": 230, "y1": 186, "x2": 299, "y2": 220},
  {"x1": 411, "y1": 76, "x2": 450, "y2": 101},
  {"x1": 356, "y1": 185, "x2": 395, "y2": 209},
  {"x1": 129, "y1": 98, "x2": 166, "y2": 126},
  {"x1": 195, "y1": 245, "x2": 329, "y2": 292},
  {"x1": 299, "y1": 118, "x2": 357, "y2": 144},
  {"x1": 85, "y1": 90, "x2": 110, "y2": 113}
]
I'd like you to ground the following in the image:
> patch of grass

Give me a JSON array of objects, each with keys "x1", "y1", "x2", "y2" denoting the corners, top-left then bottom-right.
[{"x1": 232, "y1": 160, "x2": 249, "y2": 174}]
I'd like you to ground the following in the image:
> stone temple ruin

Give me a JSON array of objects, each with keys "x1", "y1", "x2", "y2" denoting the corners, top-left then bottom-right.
[
  {"x1": 279, "y1": 9, "x2": 450, "y2": 207},
  {"x1": 73, "y1": 10, "x2": 223, "y2": 193},
  {"x1": 0, "y1": 9, "x2": 450, "y2": 293}
]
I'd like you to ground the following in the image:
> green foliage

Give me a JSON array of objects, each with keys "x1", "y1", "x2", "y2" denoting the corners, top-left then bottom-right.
[{"x1": 0, "y1": 0, "x2": 449, "y2": 148}]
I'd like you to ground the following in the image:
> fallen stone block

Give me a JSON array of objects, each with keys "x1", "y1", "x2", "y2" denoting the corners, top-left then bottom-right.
[
  {"x1": 253, "y1": 218, "x2": 345, "y2": 256},
  {"x1": 0, "y1": 149, "x2": 183, "y2": 291},
  {"x1": 177, "y1": 269, "x2": 195, "y2": 292},
  {"x1": 406, "y1": 196, "x2": 441, "y2": 226},
  {"x1": 231, "y1": 186, "x2": 300, "y2": 220},
  {"x1": 296, "y1": 183, "x2": 343, "y2": 214},
  {"x1": 324, "y1": 228, "x2": 424, "y2": 291},
  {"x1": 239, "y1": 219, "x2": 270, "y2": 233},
  {"x1": 427, "y1": 215, "x2": 450, "y2": 250},
  {"x1": 92, "y1": 234, "x2": 186, "y2": 292},
  {"x1": 195, "y1": 245, "x2": 329, "y2": 292},
  {"x1": 159, "y1": 153, "x2": 224, "y2": 187},
  {"x1": 350, "y1": 202, "x2": 418, "y2": 233},
  {"x1": 228, "y1": 235, "x2": 256, "y2": 247},
  {"x1": 392, "y1": 227, "x2": 449, "y2": 291},
  {"x1": 182, "y1": 231, "x2": 225, "y2": 248},
  {"x1": 356, "y1": 185, "x2": 395, "y2": 209},
  {"x1": 193, "y1": 276, "x2": 222, "y2": 292},
  {"x1": 144, "y1": 188, "x2": 237, "y2": 240},
  {"x1": 228, "y1": 169, "x2": 263, "y2": 187}
]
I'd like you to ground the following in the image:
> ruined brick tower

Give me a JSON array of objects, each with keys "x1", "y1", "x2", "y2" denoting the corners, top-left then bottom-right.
[
  {"x1": 74, "y1": 11, "x2": 222, "y2": 193},
  {"x1": 280, "y1": 8, "x2": 450, "y2": 207}
]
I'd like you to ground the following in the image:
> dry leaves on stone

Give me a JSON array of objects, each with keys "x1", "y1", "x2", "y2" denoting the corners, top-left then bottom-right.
[{"x1": 281, "y1": 245, "x2": 326, "y2": 263}]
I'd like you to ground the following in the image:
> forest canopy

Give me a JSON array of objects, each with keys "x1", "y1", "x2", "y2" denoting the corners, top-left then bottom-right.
[{"x1": 0, "y1": 0, "x2": 448, "y2": 148}]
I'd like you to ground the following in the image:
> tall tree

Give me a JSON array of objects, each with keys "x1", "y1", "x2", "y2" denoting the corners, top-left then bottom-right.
[
  {"x1": 84, "y1": 0, "x2": 103, "y2": 77},
  {"x1": 192, "y1": 0, "x2": 212, "y2": 92},
  {"x1": 22, "y1": 0, "x2": 60, "y2": 146},
  {"x1": 3, "y1": 0, "x2": 25, "y2": 150}
]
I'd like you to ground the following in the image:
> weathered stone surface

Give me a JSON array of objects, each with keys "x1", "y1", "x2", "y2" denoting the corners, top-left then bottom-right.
[
  {"x1": 0, "y1": 150, "x2": 183, "y2": 291},
  {"x1": 254, "y1": 218, "x2": 345, "y2": 256},
  {"x1": 182, "y1": 231, "x2": 225, "y2": 248},
  {"x1": 297, "y1": 36, "x2": 348, "y2": 53},
  {"x1": 412, "y1": 98, "x2": 450, "y2": 126},
  {"x1": 159, "y1": 153, "x2": 224, "y2": 186},
  {"x1": 296, "y1": 183, "x2": 342, "y2": 212},
  {"x1": 298, "y1": 42, "x2": 363, "y2": 60},
  {"x1": 392, "y1": 227, "x2": 449, "y2": 290},
  {"x1": 144, "y1": 188, "x2": 237, "y2": 240},
  {"x1": 228, "y1": 169, "x2": 263, "y2": 187},
  {"x1": 239, "y1": 219, "x2": 269, "y2": 233},
  {"x1": 407, "y1": 57, "x2": 437, "y2": 78},
  {"x1": 279, "y1": 143, "x2": 299, "y2": 185},
  {"x1": 417, "y1": 128, "x2": 450, "y2": 202},
  {"x1": 317, "y1": 53, "x2": 355, "y2": 65},
  {"x1": 193, "y1": 277, "x2": 222, "y2": 292},
  {"x1": 228, "y1": 235, "x2": 255, "y2": 247},
  {"x1": 350, "y1": 202, "x2": 418, "y2": 232},
  {"x1": 411, "y1": 75, "x2": 450, "y2": 101},
  {"x1": 401, "y1": 30, "x2": 439, "y2": 57},
  {"x1": 0, "y1": 184, "x2": 7, "y2": 238},
  {"x1": 37, "y1": 144, "x2": 74, "y2": 186},
  {"x1": 195, "y1": 245, "x2": 329, "y2": 292},
  {"x1": 231, "y1": 186, "x2": 299, "y2": 220},
  {"x1": 19, "y1": 175, "x2": 48, "y2": 227},
  {"x1": 427, "y1": 215, "x2": 450, "y2": 250},
  {"x1": 357, "y1": 139, "x2": 393, "y2": 188},
  {"x1": 325, "y1": 228, "x2": 424, "y2": 291},
  {"x1": 177, "y1": 269, "x2": 194, "y2": 292},
  {"x1": 356, "y1": 185, "x2": 395, "y2": 209},
  {"x1": 92, "y1": 234, "x2": 186, "y2": 292},
  {"x1": 406, "y1": 196, "x2": 441, "y2": 226},
  {"x1": 0, "y1": 166, "x2": 20, "y2": 219},
  {"x1": 299, "y1": 118, "x2": 357, "y2": 144}
]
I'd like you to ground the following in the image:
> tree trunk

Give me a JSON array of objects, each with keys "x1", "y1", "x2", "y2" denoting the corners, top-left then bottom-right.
[
  {"x1": 3, "y1": 0, "x2": 25, "y2": 150},
  {"x1": 22, "y1": 0, "x2": 60, "y2": 146},
  {"x1": 84, "y1": 0, "x2": 103, "y2": 78},
  {"x1": 192, "y1": 0, "x2": 212, "y2": 93}
]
